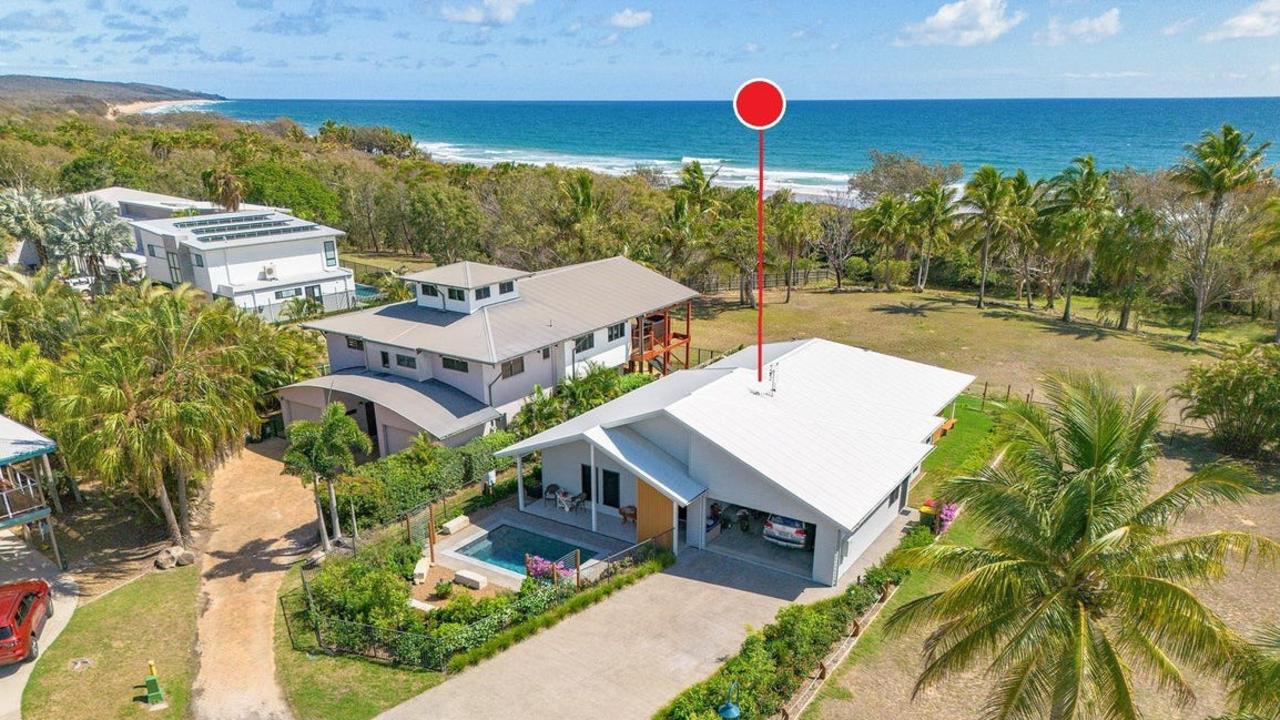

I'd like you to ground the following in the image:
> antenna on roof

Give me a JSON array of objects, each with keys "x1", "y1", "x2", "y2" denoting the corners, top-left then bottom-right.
[{"x1": 750, "y1": 363, "x2": 778, "y2": 398}]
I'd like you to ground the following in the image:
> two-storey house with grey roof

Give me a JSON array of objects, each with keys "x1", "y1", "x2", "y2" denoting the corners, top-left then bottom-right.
[{"x1": 279, "y1": 257, "x2": 698, "y2": 456}]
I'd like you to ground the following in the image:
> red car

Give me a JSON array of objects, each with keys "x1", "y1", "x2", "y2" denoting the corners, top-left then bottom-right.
[{"x1": 0, "y1": 579, "x2": 53, "y2": 665}]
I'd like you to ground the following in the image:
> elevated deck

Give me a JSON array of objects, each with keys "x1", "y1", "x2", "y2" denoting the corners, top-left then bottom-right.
[{"x1": 628, "y1": 300, "x2": 693, "y2": 375}]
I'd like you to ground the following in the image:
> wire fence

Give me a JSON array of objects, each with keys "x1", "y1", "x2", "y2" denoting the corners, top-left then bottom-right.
[
  {"x1": 682, "y1": 266, "x2": 836, "y2": 296},
  {"x1": 580, "y1": 528, "x2": 674, "y2": 584},
  {"x1": 967, "y1": 381, "x2": 1210, "y2": 435}
]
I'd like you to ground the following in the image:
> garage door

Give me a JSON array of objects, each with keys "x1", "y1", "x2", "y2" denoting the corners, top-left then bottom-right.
[{"x1": 283, "y1": 399, "x2": 324, "y2": 425}]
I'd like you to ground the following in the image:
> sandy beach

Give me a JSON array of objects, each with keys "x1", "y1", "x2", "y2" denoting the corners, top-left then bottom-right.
[{"x1": 107, "y1": 98, "x2": 217, "y2": 118}]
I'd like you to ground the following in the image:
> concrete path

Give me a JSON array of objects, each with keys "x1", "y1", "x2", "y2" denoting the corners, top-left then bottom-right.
[
  {"x1": 190, "y1": 440, "x2": 315, "y2": 720},
  {"x1": 0, "y1": 531, "x2": 77, "y2": 720}
]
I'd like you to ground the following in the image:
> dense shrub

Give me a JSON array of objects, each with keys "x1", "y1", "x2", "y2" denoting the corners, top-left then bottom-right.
[
  {"x1": 1174, "y1": 344, "x2": 1280, "y2": 457},
  {"x1": 844, "y1": 256, "x2": 871, "y2": 283},
  {"x1": 618, "y1": 372, "x2": 656, "y2": 393}
]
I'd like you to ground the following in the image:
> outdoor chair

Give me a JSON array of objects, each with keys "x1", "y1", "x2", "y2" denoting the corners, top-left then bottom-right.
[
  {"x1": 544, "y1": 484, "x2": 560, "y2": 507},
  {"x1": 567, "y1": 493, "x2": 587, "y2": 512}
]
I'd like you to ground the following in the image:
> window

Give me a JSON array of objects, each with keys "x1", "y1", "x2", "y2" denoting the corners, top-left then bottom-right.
[
  {"x1": 420, "y1": 283, "x2": 439, "y2": 297},
  {"x1": 580, "y1": 465, "x2": 593, "y2": 500},
  {"x1": 442, "y1": 356, "x2": 469, "y2": 372},
  {"x1": 607, "y1": 322, "x2": 625, "y2": 342},
  {"x1": 500, "y1": 357, "x2": 524, "y2": 378},
  {"x1": 323, "y1": 240, "x2": 337, "y2": 267},
  {"x1": 274, "y1": 287, "x2": 302, "y2": 300},
  {"x1": 600, "y1": 470, "x2": 620, "y2": 508},
  {"x1": 380, "y1": 351, "x2": 390, "y2": 368},
  {"x1": 192, "y1": 253, "x2": 204, "y2": 268},
  {"x1": 475, "y1": 286, "x2": 491, "y2": 301},
  {"x1": 305, "y1": 285, "x2": 321, "y2": 300},
  {"x1": 447, "y1": 288, "x2": 465, "y2": 302},
  {"x1": 395, "y1": 353, "x2": 417, "y2": 369},
  {"x1": 541, "y1": 347, "x2": 551, "y2": 360},
  {"x1": 147, "y1": 244, "x2": 161, "y2": 258},
  {"x1": 574, "y1": 333, "x2": 594, "y2": 353},
  {"x1": 499, "y1": 280, "x2": 515, "y2": 295},
  {"x1": 346, "y1": 336, "x2": 364, "y2": 351}
]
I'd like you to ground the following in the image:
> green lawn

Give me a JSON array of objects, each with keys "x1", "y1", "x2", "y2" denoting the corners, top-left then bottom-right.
[
  {"x1": 912, "y1": 394, "x2": 996, "y2": 505},
  {"x1": 22, "y1": 565, "x2": 199, "y2": 720},
  {"x1": 274, "y1": 565, "x2": 443, "y2": 720}
]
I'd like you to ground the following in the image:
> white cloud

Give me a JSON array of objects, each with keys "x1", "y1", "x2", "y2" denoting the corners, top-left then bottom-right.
[
  {"x1": 609, "y1": 8, "x2": 651, "y2": 29},
  {"x1": 1062, "y1": 70, "x2": 1148, "y2": 80},
  {"x1": 440, "y1": 0, "x2": 533, "y2": 25},
  {"x1": 741, "y1": 42, "x2": 761, "y2": 54},
  {"x1": 1160, "y1": 18, "x2": 1194, "y2": 36},
  {"x1": 595, "y1": 32, "x2": 619, "y2": 47},
  {"x1": 1035, "y1": 8, "x2": 1120, "y2": 46},
  {"x1": 896, "y1": 0, "x2": 1026, "y2": 47},
  {"x1": 1204, "y1": 0, "x2": 1280, "y2": 41}
]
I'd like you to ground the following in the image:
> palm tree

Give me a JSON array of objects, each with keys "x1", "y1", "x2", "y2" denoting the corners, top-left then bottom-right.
[
  {"x1": 0, "y1": 341, "x2": 55, "y2": 426},
  {"x1": 860, "y1": 195, "x2": 913, "y2": 291},
  {"x1": 767, "y1": 189, "x2": 816, "y2": 303},
  {"x1": 888, "y1": 373, "x2": 1278, "y2": 720},
  {"x1": 1229, "y1": 625, "x2": 1280, "y2": 720},
  {"x1": 0, "y1": 186, "x2": 55, "y2": 266},
  {"x1": 283, "y1": 402, "x2": 371, "y2": 553},
  {"x1": 511, "y1": 385, "x2": 566, "y2": 438},
  {"x1": 654, "y1": 195, "x2": 707, "y2": 279},
  {"x1": 673, "y1": 161, "x2": 720, "y2": 217},
  {"x1": 909, "y1": 180, "x2": 959, "y2": 292},
  {"x1": 203, "y1": 163, "x2": 245, "y2": 212},
  {"x1": 962, "y1": 166, "x2": 1019, "y2": 309},
  {"x1": 1005, "y1": 171, "x2": 1045, "y2": 309},
  {"x1": 281, "y1": 296, "x2": 323, "y2": 321},
  {"x1": 1045, "y1": 156, "x2": 1114, "y2": 323},
  {"x1": 1171, "y1": 124, "x2": 1272, "y2": 341},
  {"x1": 0, "y1": 268, "x2": 84, "y2": 357},
  {"x1": 47, "y1": 196, "x2": 133, "y2": 295},
  {"x1": 1096, "y1": 197, "x2": 1170, "y2": 331}
]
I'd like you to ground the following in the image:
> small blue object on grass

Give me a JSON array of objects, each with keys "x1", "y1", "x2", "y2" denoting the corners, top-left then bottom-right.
[{"x1": 717, "y1": 681, "x2": 741, "y2": 720}]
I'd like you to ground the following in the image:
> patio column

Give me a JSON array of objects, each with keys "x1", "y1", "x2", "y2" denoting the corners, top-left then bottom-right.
[
  {"x1": 589, "y1": 445, "x2": 597, "y2": 532},
  {"x1": 671, "y1": 501, "x2": 679, "y2": 557},
  {"x1": 516, "y1": 455, "x2": 525, "y2": 511}
]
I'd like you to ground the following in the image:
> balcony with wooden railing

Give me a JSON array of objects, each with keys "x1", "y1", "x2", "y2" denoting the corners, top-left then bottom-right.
[{"x1": 628, "y1": 300, "x2": 692, "y2": 375}]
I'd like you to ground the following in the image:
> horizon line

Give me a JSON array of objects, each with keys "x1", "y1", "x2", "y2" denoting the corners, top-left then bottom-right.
[{"x1": 217, "y1": 94, "x2": 1280, "y2": 103}]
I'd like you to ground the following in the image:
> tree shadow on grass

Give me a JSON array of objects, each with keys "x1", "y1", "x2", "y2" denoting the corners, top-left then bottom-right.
[
  {"x1": 870, "y1": 300, "x2": 954, "y2": 317},
  {"x1": 984, "y1": 308, "x2": 1220, "y2": 358},
  {"x1": 1161, "y1": 430, "x2": 1280, "y2": 494}
]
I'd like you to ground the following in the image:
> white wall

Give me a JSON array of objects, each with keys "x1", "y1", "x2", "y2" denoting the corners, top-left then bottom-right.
[
  {"x1": 212, "y1": 235, "x2": 340, "y2": 287},
  {"x1": 324, "y1": 332, "x2": 367, "y2": 371},
  {"x1": 428, "y1": 352, "x2": 486, "y2": 401},
  {"x1": 564, "y1": 323, "x2": 630, "y2": 378},
  {"x1": 414, "y1": 279, "x2": 521, "y2": 314},
  {"x1": 485, "y1": 347, "x2": 556, "y2": 408},
  {"x1": 539, "y1": 440, "x2": 638, "y2": 514}
]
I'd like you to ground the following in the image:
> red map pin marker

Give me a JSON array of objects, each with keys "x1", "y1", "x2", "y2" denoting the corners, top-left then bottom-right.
[{"x1": 733, "y1": 78, "x2": 786, "y2": 383}]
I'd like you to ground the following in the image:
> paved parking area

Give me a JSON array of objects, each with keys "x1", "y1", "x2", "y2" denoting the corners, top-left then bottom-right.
[{"x1": 0, "y1": 531, "x2": 77, "y2": 720}]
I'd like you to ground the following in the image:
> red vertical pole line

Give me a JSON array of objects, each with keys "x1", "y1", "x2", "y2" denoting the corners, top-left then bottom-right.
[{"x1": 756, "y1": 128, "x2": 765, "y2": 383}]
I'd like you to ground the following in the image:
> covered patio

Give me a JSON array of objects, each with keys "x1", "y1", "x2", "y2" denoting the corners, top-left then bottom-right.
[
  {"x1": 503, "y1": 424, "x2": 709, "y2": 556},
  {"x1": 1, "y1": 414, "x2": 65, "y2": 568}
]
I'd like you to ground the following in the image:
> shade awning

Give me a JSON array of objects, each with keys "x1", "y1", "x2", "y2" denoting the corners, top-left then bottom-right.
[
  {"x1": 584, "y1": 425, "x2": 705, "y2": 506},
  {"x1": 280, "y1": 370, "x2": 500, "y2": 440},
  {"x1": 0, "y1": 415, "x2": 56, "y2": 466}
]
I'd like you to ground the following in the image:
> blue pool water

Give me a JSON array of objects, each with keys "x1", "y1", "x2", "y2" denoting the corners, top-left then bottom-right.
[
  {"x1": 354, "y1": 283, "x2": 380, "y2": 299},
  {"x1": 456, "y1": 525, "x2": 596, "y2": 575}
]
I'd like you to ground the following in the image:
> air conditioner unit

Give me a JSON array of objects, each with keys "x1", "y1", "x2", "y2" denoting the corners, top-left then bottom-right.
[{"x1": 262, "y1": 264, "x2": 277, "y2": 280}]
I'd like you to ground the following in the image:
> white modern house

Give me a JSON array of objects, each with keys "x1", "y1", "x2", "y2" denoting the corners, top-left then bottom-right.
[
  {"x1": 129, "y1": 210, "x2": 355, "y2": 321},
  {"x1": 278, "y1": 257, "x2": 698, "y2": 456},
  {"x1": 497, "y1": 338, "x2": 974, "y2": 586}
]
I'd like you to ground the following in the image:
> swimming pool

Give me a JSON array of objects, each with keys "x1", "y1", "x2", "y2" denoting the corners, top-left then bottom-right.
[
  {"x1": 455, "y1": 525, "x2": 596, "y2": 575},
  {"x1": 355, "y1": 283, "x2": 381, "y2": 299}
]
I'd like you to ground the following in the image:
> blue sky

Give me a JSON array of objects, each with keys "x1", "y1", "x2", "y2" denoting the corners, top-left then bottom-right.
[{"x1": 1, "y1": 0, "x2": 1278, "y2": 100}]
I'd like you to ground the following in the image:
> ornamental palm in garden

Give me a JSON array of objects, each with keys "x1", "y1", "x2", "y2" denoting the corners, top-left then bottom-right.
[
  {"x1": 0, "y1": 185, "x2": 55, "y2": 266},
  {"x1": 859, "y1": 194, "x2": 913, "y2": 291},
  {"x1": 1045, "y1": 155, "x2": 1114, "y2": 323},
  {"x1": 962, "y1": 166, "x2": 1020, "y2": 309},
  {"x1": 888, "y1": 373, "x2": 1278, "y2": 720},
  {"x1": 283, "y1": 401, "x2": 372, "y2": 553},
  {"x1": 909, "y1": 179, "x2": 960, "y2": 292}
]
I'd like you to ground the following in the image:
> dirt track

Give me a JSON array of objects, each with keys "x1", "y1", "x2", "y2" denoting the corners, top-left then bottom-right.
[{"x1": 191, "y1": 439, "x2": 315, "y2": 720}]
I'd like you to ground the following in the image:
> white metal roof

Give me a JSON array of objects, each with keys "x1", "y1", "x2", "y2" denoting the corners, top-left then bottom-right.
[
  {"x1": 501, "y1": 339, "x2": 975, "y2": 530},
  {"x1": 72, "y1": 186, "x2": 278, "y2": 214},
  {"x1": 585, "y1": 426, "x2": 705, "y2": 505},
  {"x1": 401, "y1": 261, "x2": 530, "y2": 289},
  {"x1": 130, "y1": 210, "x2": 343, "y2": 250},
  {"x1": 0, "y1": 415, "x2": 56, "y2": 466}
]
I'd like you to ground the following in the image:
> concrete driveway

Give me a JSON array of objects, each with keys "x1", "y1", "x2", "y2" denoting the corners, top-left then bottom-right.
[
  {"x1": 377, "y1": 549, "x2": 824, "y2": 720},
  {"x1": 377, "y1": 509, "x2": 914, "y2": 720},
  {"x1": 0, "y1": 531, "x2": 77, "y2": 720}
]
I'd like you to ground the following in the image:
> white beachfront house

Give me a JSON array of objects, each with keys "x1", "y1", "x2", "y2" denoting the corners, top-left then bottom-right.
[
  {"x1": 497, "y1": 338, "x2": 974, "y2": 586},
  {"x1": 278, "y1": 257, "x2": 698, "y2": 456},
  {"x1": 128, "y1": 210, "x2": 355, "y2": 321},
  {"x1": 5, "y1": 185, "x2": 278, "y2": 273}
]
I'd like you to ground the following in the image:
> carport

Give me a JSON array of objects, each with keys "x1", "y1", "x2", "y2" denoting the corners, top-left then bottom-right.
[{"x1": 703, "y1": 499, "x2": 814, "y2": 579}]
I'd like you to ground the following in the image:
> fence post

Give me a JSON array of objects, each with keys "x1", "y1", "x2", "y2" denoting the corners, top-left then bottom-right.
[
  {"x1": 575, "y1": 549, "x2": 582, "y2": 589},
  {"x1": 350, "y1": 499, "x2": 359, "y2": 547},
  {"x1": 279, "y1": 595, "x2": 296, "y2": 650},
  {"x1": 404, "y1": 514, "x2": 411, "y2": 545},
  {"x1": 1005, "y1": 384, "x2": 1011, "y2": 402},
  {"x1": 299, "y1": 567, "x2": 324, "y2": 649},
  {"x1": 427, "y1": 504, "x2": 437, "y2": 563},
  {"x1": 1027, "y1": 388, "x2": 1035, "y2": 404},
  {"x1": 980, "y1": 382, "x2": 988, "y2": 411}
]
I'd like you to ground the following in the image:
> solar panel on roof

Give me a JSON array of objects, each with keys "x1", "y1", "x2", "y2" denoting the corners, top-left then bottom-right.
[{"x1": 174, "y1": 213, "x2": 273, "y2": 229}]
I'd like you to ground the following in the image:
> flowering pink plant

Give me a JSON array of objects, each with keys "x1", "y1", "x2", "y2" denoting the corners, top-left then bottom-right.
[
  {"x1": 938, "y1": 503, "x2": 959, "y2": 533},
  {"x1": 527, "y1": 555, "x2": 575, "y2": 580}
]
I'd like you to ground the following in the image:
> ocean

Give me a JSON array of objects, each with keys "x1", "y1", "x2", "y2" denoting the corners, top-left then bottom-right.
[{"x1": 156, "y1": 97, "x2": 1280, "y2": 194}]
